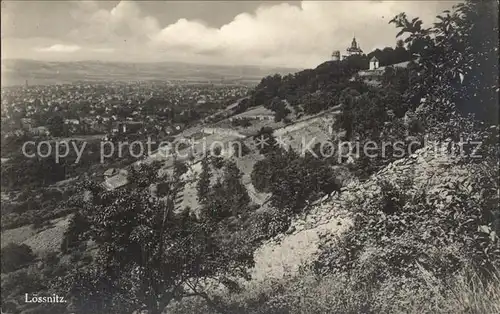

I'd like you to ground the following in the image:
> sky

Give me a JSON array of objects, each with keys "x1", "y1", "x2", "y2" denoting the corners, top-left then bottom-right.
[{"x1": 1, "y1": 0, "x2": 459, "y2": 68}]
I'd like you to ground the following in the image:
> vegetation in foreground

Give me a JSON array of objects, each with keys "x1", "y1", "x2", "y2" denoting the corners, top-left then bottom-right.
[{"x1": 1, "y1": 1, "x2": 498, "y2": 313}]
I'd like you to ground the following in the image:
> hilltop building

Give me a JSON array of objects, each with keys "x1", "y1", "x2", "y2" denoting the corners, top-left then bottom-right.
[
  {"x1": 332, "y1": 37, "x2": 364, "y2": 61},
  {"x1": 343, "y1": 37, "x2": 363, "y2": 60},
  {"x1": 369, "y1": 56, "x2": 380, "y2": 70},
  {"x1": 346, "y1": 37, "x2": 363, "y2": 56},
  {"x1": 331, "y1": 50, "x2": 341, "y2": 62},
  {"x1": 358, "y1": 60, "x2": 413, "y2": 85}
]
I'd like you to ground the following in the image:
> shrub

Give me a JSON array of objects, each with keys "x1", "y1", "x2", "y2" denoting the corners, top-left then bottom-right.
[
  {"x1": 200, "y1": 267, "x2": 500, "y2": 314},
  {"x1": 315, "y1": 157, "x2": 500, "y2": 282},
  {"x1": 1, "y1": 243, "x2": 36, "y2": 273},
  {"x1": 196, "y1": 158, "x2": 211, "y2": 205},
  {"x1": 60, "y1": 212, "x2": 90, "y2": 253},
  {"x1": 253, "y1": 127, "x2": 277, "y2": 155},
  {"x1": 202, "y1": 161, "x2": 250, "y2": 221},
  {"x1": 231, "y1": 118, "x2": 252, "y2": 128},
  {"x1": 173, "y1": 160, "x2": 188, "y2": 178},
  {"x1": 211, "y1": 156, "x2": 225, "y2": 169},
  {"x1": 259, "y1": 150, "x2": 340, "y2": 213},
  {"x1": 31, "y1": 215, "x2": 49, "y2": 230},
  {"x1": 232, "y1": 142, "x2": 251, "y2": 157},
  {"x1": 251, "y1": 158, "x2": 274, "y2": 193},
  {"x1": 250, "y1": 208, "x2": 291, "y2": 240}
]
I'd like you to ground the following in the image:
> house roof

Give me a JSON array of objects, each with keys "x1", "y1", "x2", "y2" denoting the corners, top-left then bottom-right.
[
  {"x1": 102, "y1": 172, "x2": 129, "y2": 191},
  {"x1": 103, "y1": 168, "x2": 117, "y2": 176},
  {"x1": 370, "y1": 56, "x2": 379, "y2": 62}
]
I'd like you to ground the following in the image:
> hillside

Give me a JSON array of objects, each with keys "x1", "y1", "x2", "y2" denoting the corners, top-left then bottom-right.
[
  {"x1": 195, "y1": 143, "x2": 499, "y2": 313},
  {"x1": 0, "y1": 1, "x2": 498, "y2": 313}
]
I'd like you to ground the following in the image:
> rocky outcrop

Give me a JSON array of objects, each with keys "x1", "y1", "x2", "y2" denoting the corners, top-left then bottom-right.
[
  {"x1": 339, "y1": 143, "x2": 476, "y2": 209},
  {"x1": 250, "y1": 142, "x2": 485, "y2": 283}
]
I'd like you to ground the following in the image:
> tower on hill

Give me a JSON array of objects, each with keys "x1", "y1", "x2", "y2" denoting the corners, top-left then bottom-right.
[
  {"x1": 346, "y1": 36, "x2": 363, "y2": 57},
  {"x1": 332, "y1": 36, "x2": 364, "y2": 61},
  {"x1": 331, "y1": 50, "x2": 340, "y2": 61}
]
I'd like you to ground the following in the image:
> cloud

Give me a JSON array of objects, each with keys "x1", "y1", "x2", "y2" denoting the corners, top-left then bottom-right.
[
  {"x1": 70, "y1": 0, "x2": 159, "y2": 44},
  {"x1": 36, "y1": 44, "x2": 82, "y2": 53},
  {"x1": 91, "y1": 47, "x2": 115, "y2": 53},
  {"x1": 149, "y1": 1, "x2": 456, "y2": 67},
  {"x1": 52, "y1": 0, "x2": 458, "y2": 66}
]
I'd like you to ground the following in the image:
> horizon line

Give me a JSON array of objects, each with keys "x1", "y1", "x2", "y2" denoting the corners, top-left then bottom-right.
[{"x1": 1, "y1": 58, "x2": 304, "y2": 70}]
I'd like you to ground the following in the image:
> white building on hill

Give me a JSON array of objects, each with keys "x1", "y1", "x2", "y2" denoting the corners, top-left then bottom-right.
[
  {"x1": 331, "y1": 50, "x2": 341, "y2": 62},
  {"x1": 357, "y1": 60, "x2": 414, "y2": 85},
  {"x1": 369, "y1": 56, "x2": 380, "y2": 70}
]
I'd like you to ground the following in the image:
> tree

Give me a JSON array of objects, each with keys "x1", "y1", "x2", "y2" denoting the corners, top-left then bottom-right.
[
  {"x1": 1, "y1": 269, "x2": 49, "y2": 313},
  {"x1": 381, "y1": 47, "x2": 395, "y2": 65},
  {"x1": 268, "y1": 98, "x2": 291, "y2": 122},
  {"x1": 53, "y1": 179, "x2": 254, "y2": 314},
  {"x1": 173, "y1": 160, "x2": 188, "y2": 179},
  {"x1": 221, "y1": 162, "x2": 250, "y2": 216},
  {"x1": 47, "y1": 115, "x2": 65, "y2": 137},
  {"x1": 252, "y1": 150, "x2": 340, "y2": 213},
  {"x1": 390, "y1": 0, "x2": 499, "y2": 125},
  {"x1": 337, "y1": 88, "x2": 389, "y2": 140},
  {"x1": 302, "y1": 91, "x2": 332, "y2": 115},
  {"x1": 382, "y1": 66, "x2": 410, "y2": 94},
  {"x1": 202, "y1": 161, "x2": 250, "y2": 222},
  {"x1": 60, "y1": 212, "x2": 91, "y2": 253},
  {"x1": 232, "y1": 141, "x2": 251, "y2": 158},
  {"x1": 128, "y1": 161, "x2": 163, "y2": 189},
  {"x1": 1, "y1": 152, "x2": 66, "y2": 190},
  {"x1": 251, "y1": 158, "x2": 274, "y2": 193},
  {"x1": 196, "y1": 158, "x2": 211, "y2": 205},
  {"x1": 394, "y1": 39, "x2": 410, "y2": 63},
  {"x1": 231, "y1": 118, "x2": 252, "y2": 127},
  {"x1": 253, "y1": 127, "x2": 277, "y2": 155},
  {"x1": 267, "y1": 151, "x2": 340, "y2": 212},
  {"x1": 344, "y1": 54, "x2": 369, "y2": 70},
  {"x1": 251, "y1": 74, "x2": 282, "y2": 106},
  {"x1": 1, "y1": 243, "x2": 36, "y2": 273}
]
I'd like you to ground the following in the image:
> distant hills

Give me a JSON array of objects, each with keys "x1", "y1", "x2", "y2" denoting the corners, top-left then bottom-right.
[{"x1": 1, "y1": 59, "x2": 302, "y2": 87}]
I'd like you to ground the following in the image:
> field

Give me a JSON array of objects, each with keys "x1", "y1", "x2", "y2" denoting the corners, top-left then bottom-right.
[
  {"x1": 1, "y1": 59, "x2": 300, "y2": 86},
  {"x1": 1, "y1": 215, "x2": 72, "y2": 254}
]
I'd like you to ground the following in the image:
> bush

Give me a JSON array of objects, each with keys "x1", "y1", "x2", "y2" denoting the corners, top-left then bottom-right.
[
  {"x1": 315, "y1": 157, "x2": 500, "y2": 281},
  {"x1": 231, "y1": 118, "x2": 252, "y2": 128},
  {"x1": 173, "y1": 160, "x2": 188, "y2": 178},
  {"x1": 60, "y1": 212, "x2": 90, "y2": 253},
  {"x1": 1, "y1": 243, "x2": 36, "y2": 273},
  {"x1": 232, "y1": 142, "x2": 251, "y2": 157},
  {"x1": 211, "y1": 156, "x2": 225, "y2": 169},
  {"x1": 250, "y1": 208, "x2": 291, "y2": 240},
  {"x1": 252, "y1": 150, "x2": 340, "y2": 213},
  {"x1": 31, "y1": 215, "x2": 51, "y2": 230},
  {"x1": 195, "y1": 267, "x2": 500, "y2": 314},
  {"x1": 202, "y1": 161, "x2": 251, "y2": 221}
]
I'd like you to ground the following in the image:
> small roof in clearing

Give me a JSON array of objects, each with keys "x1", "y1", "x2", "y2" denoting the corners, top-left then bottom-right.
[
  {"x1": 370, "y1": 56, "x2": 379, "y2": 62},
  {"x1": 104, "y1": 168, "x2": 117, "y2": 176},
  {"x1": 102, "y1": 172, "x2": 129, "y2": 191}
]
